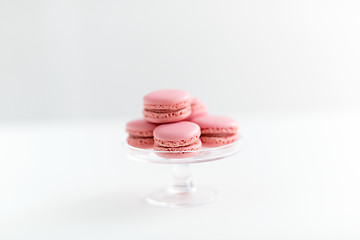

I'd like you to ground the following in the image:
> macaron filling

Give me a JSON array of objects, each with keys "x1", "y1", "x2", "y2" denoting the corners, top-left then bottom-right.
[
  {"x1": 154, "y1": 138, "x2": 202, "y2": 152},
  {"x1": 200, "y1": 127, "x2": 238, "y2": 135},
  {"x1": 126, "y1": 130, "x2": 154, "y2": 137},
  {"x1": 128, "y1": 135, "x2": 154, "y2": 139},
  {"x1": 143, "y1": 106, "x2": 191, "y2": 120},
  {"x1": 127, "y1": 136, "x2": 154, "y2": 147},
  {"x1": 201, "y1": 133, "x2": 236, "y2": 137},
  {"x1": 144, "y1": 100, "x2": 190, "y2": 111},
  {"x1": 200, "y1": 132, "x2": 238, "y2": 146},
  {"x1": 154, "y1": 132, "x2": 200, "y2": 148}
]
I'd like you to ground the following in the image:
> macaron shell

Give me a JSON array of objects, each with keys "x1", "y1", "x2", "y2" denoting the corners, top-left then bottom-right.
[
  {"x1": 126, "y1": 119, "x2": 158, "y2": 137},
  {"x1": 143, "y1": 89, "x2": 191, "y2": 106},
  {"x1": 127, "y1": 136, "x2": 154, "y2": 149},
  {"x1": 190, "y1": 98, "x2": 206, "y2": 110},
  {"x1": 188, "y1": 107, "x2": 208, "y2": 120},
  {"x1": 200, "y1": 133, "x2": 238, "y2": 147},
  {"x1": 153, "y1": 121, "x2": 200, "y2": 146},
  {"x1": 191, "y1": 115, "x2": 238, "y2": 134},
  {"x1": 186, "y1": 97, "x2": 208, "y2": 120},
  {"x1": 154, "y1": 139, "x2": 202, "y2": 159},
  {"x1": 143, "y1": 106, "x2": 191, "y2": 123}
]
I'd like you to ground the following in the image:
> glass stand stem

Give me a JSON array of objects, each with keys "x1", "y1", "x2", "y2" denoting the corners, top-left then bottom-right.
[
  {"x1": 146, "y1": 163, "x2": 217, "y2": 207},
  {"x1": 168, "y1": 164, "x2": 195, "y2": 194}
]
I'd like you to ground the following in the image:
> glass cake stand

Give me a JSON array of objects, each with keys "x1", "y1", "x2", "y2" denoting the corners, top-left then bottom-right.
[{"x1": 122, "y1": 135, "x2": 242, "y2": 208}]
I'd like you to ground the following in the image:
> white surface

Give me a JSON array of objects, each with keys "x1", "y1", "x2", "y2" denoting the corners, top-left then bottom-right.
[
  {"x1": 1, "y1": 0, "x2": 360, "y2": 120},
  {"x1": 1, "y1": 112, "x2": 360, "y2": 239}
]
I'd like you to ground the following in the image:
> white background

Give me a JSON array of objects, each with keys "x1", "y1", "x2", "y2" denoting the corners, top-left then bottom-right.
[
  {"x1": 1, "y1": 0, "x2": 360, "y2": 239},
  {"x1": 1, "y1": 0, "x2": 360, "y2": 120}
]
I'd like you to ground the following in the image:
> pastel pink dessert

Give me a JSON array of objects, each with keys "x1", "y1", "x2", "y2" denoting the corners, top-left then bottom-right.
[
  {"x1": 191, "y1": 115, "x2": 238, "y2": 147},
  {"x1": 126, "y1": 119, "x2": 158, "y2": 149},
  {"x1": 153, "y1": 121, "x2": 202, "y2": 158},
  {"x1": 188, "y1": 97, "x2": 208, "y2": 120},
  {"x1": 143, "y1": 89, "x2": 191, "y2": 123}
]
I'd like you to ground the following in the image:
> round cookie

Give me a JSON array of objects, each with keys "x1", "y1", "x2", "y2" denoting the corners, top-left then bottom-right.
[
  {"x1": 143, "y1": 89, "x2": 191, "y2": 123},
  {"x1": 187, "y1": 98, "x2": 208, "y2": 120},
  {"x1": 191, "y1": 115, "x2": 238, "y2": 147},
  {"x1": 126, "y1": 119, "x2": 157, "y2": 149},
  {"x1": 153, "y1": 121, "x2": 202, "y2": 158}
]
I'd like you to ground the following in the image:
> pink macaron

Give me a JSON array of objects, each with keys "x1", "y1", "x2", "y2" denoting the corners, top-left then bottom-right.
[
  {"x1": 153, "y1": 121, "x2": 202, "y2": 158},
  {"x1": 126, "y1": 119, "x2": 158, "y2": 149},
  {"x1": 143, "y1": 89, "x2": 192, "y2": 123},
  {"x1": 187, "y1": 97, "x2": 208, "y2": 120},
  {"x1": 191, "y1": 115, "x2": 238, "y2": 147}
]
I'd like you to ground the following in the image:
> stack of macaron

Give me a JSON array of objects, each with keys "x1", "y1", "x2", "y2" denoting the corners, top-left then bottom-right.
[{"x1": 126, "y1": 89, "x2": 238, "y2": 158}]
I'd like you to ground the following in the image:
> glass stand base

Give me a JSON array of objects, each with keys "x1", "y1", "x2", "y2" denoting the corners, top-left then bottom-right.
[{"x1": 146, "y1": 186, "x2": 217, "y2": 208}]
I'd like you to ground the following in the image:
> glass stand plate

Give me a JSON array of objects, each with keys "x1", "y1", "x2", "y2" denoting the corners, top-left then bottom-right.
[{"x1": 123, "y1": 135, "x2": 242, "y2": 208}]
